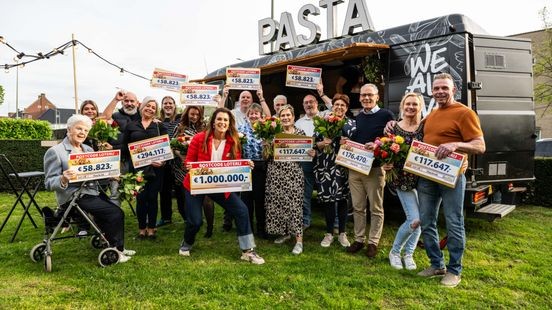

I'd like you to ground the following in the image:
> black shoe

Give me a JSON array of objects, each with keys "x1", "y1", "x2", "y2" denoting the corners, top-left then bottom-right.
[
  {"x1": 204, "y1": 227, "x2": 213, "y2": 238},
  {"x1": 346, "y1": 241, "x2": 365, "y2": 254},
  {"x1": 222, "y1": 223, "x2": 232, "y2": 232}
]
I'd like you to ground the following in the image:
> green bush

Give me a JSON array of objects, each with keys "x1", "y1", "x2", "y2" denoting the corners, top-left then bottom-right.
[
  {"x1": 0, "y1": 118, "x2": 52, "y2": 140},
  {"x1": 526, "y1": 158, "x2": 552, "y2": 207},
  {"x1": 0, "y1": 140, "x2": 48, "y2": 192}
]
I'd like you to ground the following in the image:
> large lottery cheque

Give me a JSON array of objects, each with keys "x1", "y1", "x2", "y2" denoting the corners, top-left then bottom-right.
[
  {"x1": 180, "y1": 83, "x2": 219, "y2": 106},
  {"x1": 226, "y1": 68, "x2": 260, "y2": 90},
  {"x1": 150, "y1": 68, "x2": 188, "y2": 92},
  {"x1": 128, "y1": 134, "x2": 174, "y2": 169},
  {"x1": 67, "y1": 150, "x2": 121, "y2": 183},
  {"x1": 403, "y1": 140, "x2": 466, "y2": 188},
  {"x1": 273, "y1": 133, "x2": 314, "y2": 162},
  {"x1": 285, "y1": 65, "x2": 322, "y2": 90},
  {"x1": 335, "y1": 140, "x2": 374, "y2": 175},
  {"x1": 189, "y1": 160, "x2": 252, "y2": 194}
]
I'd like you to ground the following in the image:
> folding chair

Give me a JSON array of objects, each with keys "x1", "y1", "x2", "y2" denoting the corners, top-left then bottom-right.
[{"x1": 0, "y1": 154, "x2": 44, "y2": 242}]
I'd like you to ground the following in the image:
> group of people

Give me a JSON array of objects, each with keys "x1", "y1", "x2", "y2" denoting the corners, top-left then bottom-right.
[{"x1": 43, "y1": 72, "x2": 485, "y2": 287}]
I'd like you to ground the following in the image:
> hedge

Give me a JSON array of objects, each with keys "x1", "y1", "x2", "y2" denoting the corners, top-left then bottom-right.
[
  {"x1": 0, "y1": 118, "x2": 52, "y2": 140},
  {"x1": 0, "y1": 140, "x2": 48, "y2": 192}
]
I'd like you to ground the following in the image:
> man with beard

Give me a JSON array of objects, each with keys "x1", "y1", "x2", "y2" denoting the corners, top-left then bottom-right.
[
  {"x1": 345, "y1": 83, "x2": 394, "y2": 258},
  {"x1": 416, "y1": 73, "x2": 485, "y2": 288},
  {"x1": 104, "y1": 91, "x2": 141, "y2": 172}
]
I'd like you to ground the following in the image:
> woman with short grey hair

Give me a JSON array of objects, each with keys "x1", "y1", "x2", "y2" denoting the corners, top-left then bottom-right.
[{"x1": 44, "y1": 114, "x2": 134, "y2": 263}]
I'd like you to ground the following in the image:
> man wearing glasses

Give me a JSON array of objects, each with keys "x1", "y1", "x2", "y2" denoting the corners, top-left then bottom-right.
[{"x1": 345, "y1": 84, "x2": 394, "y2": 258}]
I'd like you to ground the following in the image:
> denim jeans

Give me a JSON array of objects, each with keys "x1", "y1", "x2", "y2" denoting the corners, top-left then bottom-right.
[
  {"x1": 391, "y1": 189, "x2": 421, "y2": 255},
  {"x1": 182, "y1": 190, "x2": 255, "y2": 251},
  {"x1": 301, "y1": 161, "x2": 315, "y2": 226},
  {"x1": 417, "y1": 175, "x2": 466, "y2": 275}
]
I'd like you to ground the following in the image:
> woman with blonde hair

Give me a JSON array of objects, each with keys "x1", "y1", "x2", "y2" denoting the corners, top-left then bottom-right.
[{"x1": 384, "y1": 92, "x2": 424, "y2": 270}]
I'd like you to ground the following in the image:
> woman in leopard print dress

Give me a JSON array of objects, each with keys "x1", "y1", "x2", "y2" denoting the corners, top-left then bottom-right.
[{"x1": 265, "y1": 105, "x2": 305, "y2": 255}]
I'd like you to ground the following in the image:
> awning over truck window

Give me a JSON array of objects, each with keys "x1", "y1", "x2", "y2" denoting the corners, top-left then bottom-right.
[{"x1": 192, "y1": 42, "x2": 389, "y2": 83}]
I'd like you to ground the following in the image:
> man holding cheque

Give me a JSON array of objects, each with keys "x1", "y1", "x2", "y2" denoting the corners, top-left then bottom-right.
[{"x1": 416, "y1": 73, "x2": 485, "y2": 287}]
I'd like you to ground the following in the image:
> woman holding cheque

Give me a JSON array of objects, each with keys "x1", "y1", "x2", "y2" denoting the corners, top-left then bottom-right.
[
  {"x1": 44, "y1": 114, "x2": 134, "y2": 263},
  {"x1": 307, "y1": 94, "x2": 355, "y2": 248},
  {"x1": 264, "y1": 105, "x2": 306, "y2": 255},
  {"x1": 371, "y1": 92, "x2": 424, "y2": 270},
  {"x1": 123, "y1": 97, "x2": 167, "y2": 240},
  {"x1": 180, "y1": 107, "x2": 265, "y2": 264}
]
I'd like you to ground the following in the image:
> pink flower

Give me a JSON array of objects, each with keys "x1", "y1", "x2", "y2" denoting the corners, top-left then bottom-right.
[
  {"x1": 390, "y1": 143, "x2": 400, "y2": 154},
  {"x1": 270, "y1": 121, "x2": 277, "y2": 128},
  {"x1": 375, "y1": 139, "x2": 382, "y2": 146}
]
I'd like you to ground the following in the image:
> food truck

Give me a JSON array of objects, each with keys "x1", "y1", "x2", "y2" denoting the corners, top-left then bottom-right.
[{"x1": 193, "y1": 8, "x2": 536, "y2": 220}]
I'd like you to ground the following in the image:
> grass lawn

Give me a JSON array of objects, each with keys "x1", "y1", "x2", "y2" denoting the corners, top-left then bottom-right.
[{"x1": 0, "y1": 191, "x2": 551, "y2": 309}]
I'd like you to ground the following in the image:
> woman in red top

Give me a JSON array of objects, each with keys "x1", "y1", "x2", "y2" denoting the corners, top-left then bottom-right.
[{"x1": 180, "y1": 107, "x2": 265, "y2": 264}]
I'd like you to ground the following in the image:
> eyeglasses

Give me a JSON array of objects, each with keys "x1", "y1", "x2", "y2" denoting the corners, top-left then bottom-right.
[
  {"x1": 360, "y1": 93, "x2": 376, "y2": 97},
  {"x1": 123, "y1": 100, "x2": 135, "y2": 103},
  {"x1": 303, "y1": 100, "x2": 316, "y2": 104}
]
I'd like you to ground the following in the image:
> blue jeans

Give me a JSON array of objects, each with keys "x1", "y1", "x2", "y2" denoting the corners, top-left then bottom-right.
[
  {"x1": 182, "y1": 190, "x2": 255, "y2": 251},
  {"x1": 301, "y1": 161, "x2": 315, "y2": 226},
  {"x1": 391, "y1": 189, "x2": 421, "y2": 255},
  {"x1": 417, "y1": 175, "x2": 466, "y2": 275}
]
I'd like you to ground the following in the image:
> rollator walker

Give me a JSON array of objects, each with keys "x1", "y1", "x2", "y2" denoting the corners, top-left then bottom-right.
[{"x1": 30, "y1": 182, "x2": 122, "y2": 272}]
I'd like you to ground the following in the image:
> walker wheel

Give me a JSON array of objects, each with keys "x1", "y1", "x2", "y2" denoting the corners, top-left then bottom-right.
[
  {"x1": 90, "y1": 235, "x2": 107, "y2": 249},
  {"x1": 30, "y1": 243, "x2": 46, "y2": 263},
  {"x1": 44, "y1": 254, "x2": 52, "y2": 272},
  {"x1": 98, "y1": 248, "x2": 119, "y2": 267}
]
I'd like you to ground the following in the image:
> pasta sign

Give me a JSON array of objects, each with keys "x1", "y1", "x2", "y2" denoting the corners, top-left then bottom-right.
[{"x1": 258, "y1": 0, "x2": 375, "y2": 55}]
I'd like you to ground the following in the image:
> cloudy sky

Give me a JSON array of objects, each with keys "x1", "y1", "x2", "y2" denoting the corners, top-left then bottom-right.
[{"x1": 0, "y1": 0, "x2": 549, "y2": 117}]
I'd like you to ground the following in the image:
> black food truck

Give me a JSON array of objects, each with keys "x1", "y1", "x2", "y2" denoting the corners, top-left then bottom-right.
[{"x1": 194, "y1": 13, "x2": 536, "y2": 221}]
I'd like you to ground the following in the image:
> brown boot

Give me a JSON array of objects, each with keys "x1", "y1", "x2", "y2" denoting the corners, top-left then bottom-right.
[
  {"x1": 366, "y1": 244, "x2": 378, "y2": 258},
  {"x1": 346, "y1": 241, "x2": 365, "y2": 254}
]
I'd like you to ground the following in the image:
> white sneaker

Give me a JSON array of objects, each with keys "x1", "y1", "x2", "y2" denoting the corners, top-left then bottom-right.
[
  {"x1": 403, "y1": 254, "x2": 417, "y2": 270},
  {"x1": 338, "y1": 233, "x2": 351, "y2": 247},
  {"x1": 122, "y1": 249, "x2": 136, "y2": 256},
  {"x1": 320, "y1": 233, "x2": 334, "y2": 247},
  {"x1": 118, "y1": 253, "x2": 132, "y2": 263},
  {"x1": 179, "y1": 245, "x2": 191, "y2": 257},
  {"x1": 292, "y1": 242, "x2": 303, "y2": 255},
  {"x1": 389, "y1": 251, "x2": 403, "y2": 270},
  {"x1": 240, "y1": 250, "x2": 265, "y2": 265},
  {"x1": 274, "y1": 235, "x2": 291, "y2": 244}
]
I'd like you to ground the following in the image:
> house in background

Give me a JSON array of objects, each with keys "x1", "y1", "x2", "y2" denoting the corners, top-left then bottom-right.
[
  {"x1": 510, "y1": 29, "x2": 552, "y2": 138},
  {"x1": 21, "y1": 93, "x2": 75, "y2": 128}
]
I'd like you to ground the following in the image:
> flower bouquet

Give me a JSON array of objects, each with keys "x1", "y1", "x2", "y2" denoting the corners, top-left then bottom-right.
[
  {"x1": 238, "y1": 132, "x2": 247, "y2": 146},
  {"x1": 313, "y1": 113, "x2": 347, "y2": 154},
  {"x1": 252, "y1": 116, "x2": 282, "y2": 159},
  {"x1": 170, "y1": 135, "x2": 191, "y2": 154},
  {"x1": 373, "y1": 134, "x2": 410, "y2": 183},
  {"x1": 88, "y1": 119, "x2": 120, "y2": 150},
  {"x1": 118, "y1": 171, "x2": 146, "y2": 202}
]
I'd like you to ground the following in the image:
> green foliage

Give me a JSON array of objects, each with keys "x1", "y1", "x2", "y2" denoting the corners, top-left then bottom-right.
[
  {"x1": 87, "y1": 119, "x2": 120, "y2": 143},
  {"x1": 0, "y1": 118, "x2": 52, "y2": 140},
  {"x1": 534, "y1": 7, "x2": 552, "y2": 116},
  {"x1": 118, "y1": 171, "x2": 146, "y2": 202},
  {"x1": 0, "y1": 84, "x2": 4, "y2": 104},
  {"x1": 0, "y1": 194, "x2": 551, "y2": 308},
  {"x1": 526, "y1": 157, "x2": 552, "y2": 207},
  {"x1": 363, "y1": 54, "x2": 384, "y2": 85}
]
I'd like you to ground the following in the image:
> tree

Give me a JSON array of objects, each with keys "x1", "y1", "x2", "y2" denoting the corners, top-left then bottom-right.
[
  {"x1": 534, "y1": 6, "x2": 552, "y2": 116},
  {"x1": 0, "y1": 85, "x2": 4, "y2": 105}
]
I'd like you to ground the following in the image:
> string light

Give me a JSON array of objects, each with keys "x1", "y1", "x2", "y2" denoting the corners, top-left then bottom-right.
[{"x1": 0, "y1": 38, "x2": 151, "y2": 81}]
